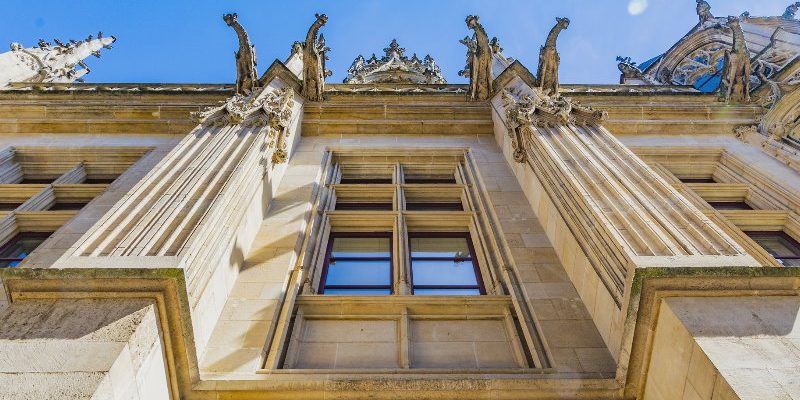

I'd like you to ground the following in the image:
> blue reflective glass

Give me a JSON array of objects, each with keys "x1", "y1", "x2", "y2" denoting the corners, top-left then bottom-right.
[
  {"x1": 409, "y1": 237, "x2": 470, "y2": 258},
  {"x1": 325, "y1": 260, "x2": 391, "y2": 286},
  {"x1": 411, "y1": 259, "x2": 477, "y2": 286},
  {"x1": 323, "y1": 288, "x2": 392, "y2": 295},
  {"x1": 331, "y1": 237, "x2": 390, "y2": 258},
  {"x1": 413, "y1": 289, "x2": 481, "y2": 296}
]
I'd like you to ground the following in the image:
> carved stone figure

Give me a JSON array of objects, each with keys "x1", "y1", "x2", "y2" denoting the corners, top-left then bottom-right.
[
  {"x1": 783, "y1": 2, "x2": 800, "y2": 19},
  {"x1": 464, "y1": 15, "x2": 492, "y2": 101},
  {"x1": 537, "y1": 17, "x2": 569, "y2": 96},
  {"x1": 720, "y1": 17, "x2": 751, "y2": 103},
  {"x1": 223, "y1": 13, "x2": 258, "y2": 96},
  {"x1": 696, "y1": 0, "x2": 714, "y2": 23},
  {"x1": 301, "y1": 13, "x2": 328, "y2": 101}
]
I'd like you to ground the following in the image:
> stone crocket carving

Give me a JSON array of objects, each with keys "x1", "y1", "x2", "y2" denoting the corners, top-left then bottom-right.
[
  {"x1": 537, "y1": 17, "x2": 569, "y2": 96},
  {"x1": 784, "y1": 2, "x2": 800, "y2": 19},
  {"x1": 301, "y1": 13, "x2": 328, "y2": 101},
  {"x1": 720, "y1": 17, "x2": 751, "y2": 103},
  {"x1": 465, "y1": 15, "x2": 493, "y2": 101},
  {"x1": 223, "y1": 13, "x2": 258, "y2": 96}
]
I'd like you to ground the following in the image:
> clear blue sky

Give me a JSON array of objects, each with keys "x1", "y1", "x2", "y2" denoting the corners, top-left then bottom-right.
[{"x1": 1, "y1": 0, "x2": 791, "y2": 84}]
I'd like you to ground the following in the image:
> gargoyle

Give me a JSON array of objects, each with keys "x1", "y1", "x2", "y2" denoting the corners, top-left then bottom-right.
[
  {"x1": 223, "y1": 13, "x2": 258, "y2": 95},
  {"x1": 696, "y1": 0, "x2": 714, "y2": 24},
  {"x1": 301, "y1": 13, "x2": 328, "y2": 101},
  {"x1": 465, "y1": 15, "x2": 493, "y2": 101},
  {"x1": 719, "y1": 17, "x2": 751, "y2": 103},
  {"x1": 537, "y1": 17, "x2": 569, "y2": 96}
]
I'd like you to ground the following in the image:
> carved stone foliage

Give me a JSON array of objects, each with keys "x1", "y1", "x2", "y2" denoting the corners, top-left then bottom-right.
[
  {"x1": 464, "y1": 15, "x2": 493, "y2": 101},
  {"x1": 301, "y1": 13, "x2": 329, "y2": 101},
  {"x1": 720, "y1": 17, "x2": 751, "y2": 103},
  {"x1": 502, "y1": 87, "x2": 606, "y2": 162},
  {"x1": 343, "y1": 39, "x2": 446, "y2": 84},
  {"x1": 191, "y1": 86, "x2": 295, "y2": 165},
  {"x1": 536, "y1": 17, "x2": 569, "y2": 96},
  {"x1": 1, "y1": 33, "x2": 115, "y2": 87},
  {"x1": 223, "y1": 13, "x2": 258, "y2": 96}
]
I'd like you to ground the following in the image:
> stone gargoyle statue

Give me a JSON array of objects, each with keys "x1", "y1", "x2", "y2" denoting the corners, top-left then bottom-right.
[
  {"x1": 301, "y1": 13, "x2": 328, "y2": 101},
  {"x1": 465, "y1": 15, "x2": 493, "y2": 101},
  {"x1": 223, "y1": 13, "x2": 258, "y2": 96},
  {"x1": 536, "y1": 17, "x2": 569, "y2": 96},
  {"x1": 720, "y1": 16, "x2": 751, "y2": 103}
]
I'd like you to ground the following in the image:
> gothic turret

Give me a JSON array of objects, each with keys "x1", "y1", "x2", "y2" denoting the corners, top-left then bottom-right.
[{"x1": 0, "y1": 33, "x2": 115, "y2": 88}]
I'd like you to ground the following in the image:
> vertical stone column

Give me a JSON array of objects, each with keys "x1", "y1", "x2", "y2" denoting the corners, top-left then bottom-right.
[{"x1": 498, "y1": 84, "x2": 759, "y2": 356}]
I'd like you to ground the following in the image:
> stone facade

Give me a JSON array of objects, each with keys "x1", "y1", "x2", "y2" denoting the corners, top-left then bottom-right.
[{"x1": 1, "y1": 4, "x2": 800, "y2": 400}]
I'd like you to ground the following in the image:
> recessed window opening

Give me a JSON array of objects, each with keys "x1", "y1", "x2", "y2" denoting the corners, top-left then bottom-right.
[
  {"x1": 708, "y1": 201, "x2": 753, "y2": 210},
  {"x1": 409, "y1": 232, "x2": 484, "y2": 295},
  {"x1": 320, "y1": 233, "x2": 393, "y2": 295},
  {"x1": 0, "y1": 232, "x2": 52, "y2": 267},
  {"x1": 746, "y1": 231, "x2": 800, "y2": 267}
]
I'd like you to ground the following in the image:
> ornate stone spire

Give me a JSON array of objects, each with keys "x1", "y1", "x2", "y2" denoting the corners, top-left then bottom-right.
[
  {"x1": 463, "y1": 15, "x2": 493, "y2": 101},
  {"x1": 720, "y1": 16, "x2": 751, "y2": 103},
  {"x1": 536, "y1": 17, "x2": 569, "y2": 96},
  {"x1": 223, "y1": 13, "x2": 258, "y2": 95},
  {"x1": 343, "y1": 39, "x2": 446, "y2": 84},
  {"x1": 301, "y1": 13, "x2": 328, "y2": 101},
  {"x1": 0, "y1": 33, "x2": 115, "y2": 88}
]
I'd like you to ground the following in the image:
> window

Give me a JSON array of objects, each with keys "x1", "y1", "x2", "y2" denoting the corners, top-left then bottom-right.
[
  {"x1": 0, "y1": 203, "x2": 22, "y2": 211},
  {"x1": 746, "y1": 231, "x2": 800, "y2": 267},
  {"x1": 404, "y1": 177, "x2": 457, "y2": 184},
  {"x1": 320, "y1": 233, "x2": 393, "y2": 295},
  {"x1": 409, "y1": 233, "x2": 483, "y2": 295},
  {"x1": 406, "y1": 202, "x2": 463, "y2": 211},
  {"x1": 49, "y1": 202, "x2": 89, "y2": 211},
  {"x1": 0, "y1": 233, "x2": 51, "y2": 267},
  {"x1": 83, "y1": 177, "x2": 117, "y2": 184},
  {"x1": 339, "y1": 177, "x2": 393, "y2": 184},
  {"x1": 335, "y1": 202, "x2": 393, "y2": 211},
  {"x1": 680, "y1": 177, "x2": 716, "y2": 184},
  {"x1": 708, "y1": 201, "x2": 752, "y2": 210},
  {"x1": 19, "y1": 178, "x2": 55, "y2": 184}
]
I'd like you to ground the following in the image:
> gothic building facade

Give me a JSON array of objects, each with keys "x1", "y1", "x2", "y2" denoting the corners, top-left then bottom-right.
[{"x1": 1, "y1": 2, "x2": 800, "y2": 399}]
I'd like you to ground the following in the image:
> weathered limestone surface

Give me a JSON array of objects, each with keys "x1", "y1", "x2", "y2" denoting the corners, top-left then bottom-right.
[
  {"x1": 0, "y1": 298, "x2": 168, "y2": 400},
  {"x1": 645, "y1": 296, "x2": 800, "y2": 400}
]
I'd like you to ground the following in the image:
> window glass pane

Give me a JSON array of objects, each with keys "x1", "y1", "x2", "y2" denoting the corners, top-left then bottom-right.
[
  {"x1": 331, "y1": 237, "x2": 390, "y2": 258},
  {"x1": 413, "y1": 288, "x2": 481, "y2": 296},
  {"x1": 410, "y1": 237, "x2": 470, "y2": 258},
  {"x1": 411, "y1": 259, "x2": 478, "y2": 286},
  {"x1": 339, "y1": 177, "x2": 393, "y2": 184},
  {"x1": 335, "y1": 202, "x2": 393, "y2": 211},
  {"x1": 406, "y1": 202, "x2": 463, "y2": 211},
  {"x1": 748, "y1": 233, "x2": 800, "y2": 258},
  {"x1": 325, "y1": 260, "x2": 391, "y2": 286},
  {"x1": 404, "y1": 177, "x2": 456, "y2": 184},
  {"x1": 778, "y1": 258, "x2": 800, "y2": 267},
  {"x1": 707, "y1": 201, "x2": 752, "y2": 210},
  {"x1": 0, "y1": 236, "x2": 46, "y2": 259},
  {"x1": 323, "y1": 288, "x2": 392, "y2": 295},
  {"x1": 0, "y1": 203, "x2": 22, "y2": 211}
]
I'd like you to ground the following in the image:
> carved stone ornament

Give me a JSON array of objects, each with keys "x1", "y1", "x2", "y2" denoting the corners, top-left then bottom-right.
[
  {"x1": 301, "y1": 13, "x2": 329, "y2": 101},
  {"x1": 1, "y1": 33, "x2": 115, "y2": 88},
  {"x1": 719, "y1": 16, "x2": 751, "y2": 103},
  {"x1": 696, "y1": 0, "x2": 714, "y2": 24},
  {"x1": 537, "y1": 17, "x2": 569, "y2": 96},
  {"x1": 464, "y1": 15, "x2": 493, "y2": 101},
  {"x1": 343, "y1": 39, "x2": 446, "y2": 84},
  {"x1": 190, "y1": 87, "x2": 295, "y2": 165},
  {"x1": 501, "y1": 88, "x2": 607, "y2": 163},
  {"x1": 784, "y1": 2, "x2": 800, "y2": 19},
  {"x1": 223, "y1": 13, "x2": 258, "y2": 96}
]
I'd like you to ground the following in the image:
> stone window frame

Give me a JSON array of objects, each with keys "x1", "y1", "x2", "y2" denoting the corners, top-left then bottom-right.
[
  {"x1": 634, "y1": 146, "x2": 800, "y2": 267},
  {"x1": 407, "y1": 231, "x2": 485, "y2": 295},
  {"x1": 318, "y1": 231, "x2": 395, "y2": 294},
  {"x1": 262, "y1": 148, "x2": 552, "y2": 372}
]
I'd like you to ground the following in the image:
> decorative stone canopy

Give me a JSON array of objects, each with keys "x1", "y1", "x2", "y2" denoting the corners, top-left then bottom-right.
[
  {"x1": 343, "y1": 39, "x2": 446, "y2": 84},
  {"x1": 0, "y1": 33, "x2": 115, "y2": 88}
]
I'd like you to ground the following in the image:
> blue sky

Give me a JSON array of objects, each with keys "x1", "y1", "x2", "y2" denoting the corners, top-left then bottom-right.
[{"x1": 1, "y1": 0, "x2": 791, "y2": 84}]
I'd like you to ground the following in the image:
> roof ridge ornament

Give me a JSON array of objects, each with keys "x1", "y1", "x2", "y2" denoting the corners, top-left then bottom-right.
[
  {"x1": 784, "y1": 2, "x2": 800, "y2": 19},
  {"x1": 696, "y1": 0, "x2": 714, "y2": 24},
  {"x1": 343, "y1": 39, "x2": 446, "y2": 84},
  {"x1": 537, "y1": 17, "x2": 569, "y2": 96},
  {"x1": 223, "y1": 13, "x2": 258, "y2": 96}
]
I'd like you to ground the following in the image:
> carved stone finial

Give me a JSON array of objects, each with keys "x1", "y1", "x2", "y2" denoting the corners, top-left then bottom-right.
[
  {"x1": 783, "y1": 2, "x2": 800, "y2": 19},
  {"x1": 464, "y1": 15, "x2": 493, "y2": 101},
  {"x1": 223, "y1": 13, "x2": 258, "y2": 96},
  {"x1": 343, "y1": 39, "x2": 446, "y2": 84},
  {"x1": 696, "y1": 0, "x2": 714, "y2": 23},
  {"x1": 537, "y1": 17, "x2": 569, "y2": 96},
  {"x1": 489, "y1": 37, "x2": 503, "y2": 54},
  {"x1": 719, "y1": 16, "x2": 751, "y2": 103},
  {"x1": 301, "y1": 13, "x2": 328, "y2": 101}
]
